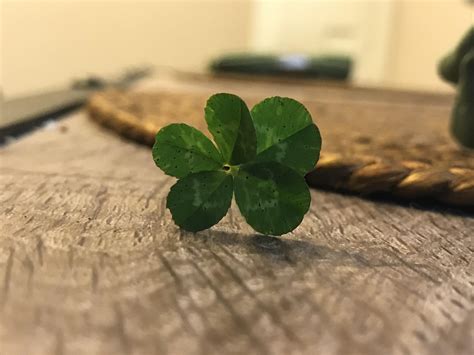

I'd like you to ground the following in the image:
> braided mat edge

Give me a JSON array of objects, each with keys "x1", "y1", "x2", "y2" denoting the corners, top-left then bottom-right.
[{"x1": 87, "y1": 90, "x2": 474, "y2": 207}]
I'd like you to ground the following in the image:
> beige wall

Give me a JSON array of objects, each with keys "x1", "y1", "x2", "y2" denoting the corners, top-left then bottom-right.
[
  {"x1": 0, "y1": 1, "x2": 3, "y2": 98},
  {"x1": 250, "y1": 0, "x2": 396, "y2": 85},
  {"x1": 1, "y1": 0, "x2": 472, "y2": 98},
  {"x1": 384, "y1": 0, "x2": 473, "y2": 91},
  {"x1": 250, "y1": 0, "x2": 472, "y2": 92},
  {"x1": 2, "y1": 0, "x2": 253, "y2": 98}
]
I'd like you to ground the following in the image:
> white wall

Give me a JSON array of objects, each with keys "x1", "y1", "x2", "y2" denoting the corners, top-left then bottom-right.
[
  {"x1": 1, "y1": 0, "x2": 472, "y2": 98},
  {"x1": 250, "y1": 0, "x2": 473, "y2": 91},
  {"x1": 385, "y1": 0, "x2": 473, "y2": 91},
  {"x1": 1, "y1": 0, "x2": 253, "y2": 98},
  {"x1": 250, "y1": 0, "x2": 396, "y2": 85}
]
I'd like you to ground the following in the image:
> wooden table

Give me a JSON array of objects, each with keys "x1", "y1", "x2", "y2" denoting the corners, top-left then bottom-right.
[{"x1": 0, "y1": 86, "x2": 473, "y2": 355}]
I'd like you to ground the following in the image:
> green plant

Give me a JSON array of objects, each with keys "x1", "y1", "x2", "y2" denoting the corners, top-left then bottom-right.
[
  {"x1": 438, "y1": 26, "x2": 474, "y2": 149},
  {"x1": 451, "y1": 50, "x2": 474, "y2": 149},
  {"x1": 438, "y1": 26, "x2": 474, "y2": 85},
  {"x1": 152, "y1": 93, "x2": 322, "y2": 235}
]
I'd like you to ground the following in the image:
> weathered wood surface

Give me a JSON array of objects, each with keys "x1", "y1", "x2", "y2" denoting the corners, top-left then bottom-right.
[{"x1": 0, "y1": 112, "x2": 473, "y2": 355}]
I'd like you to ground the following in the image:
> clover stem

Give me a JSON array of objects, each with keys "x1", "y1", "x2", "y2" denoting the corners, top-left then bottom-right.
[{"x1": 222, "y1": 164, "x2": 239, "y2": 176}]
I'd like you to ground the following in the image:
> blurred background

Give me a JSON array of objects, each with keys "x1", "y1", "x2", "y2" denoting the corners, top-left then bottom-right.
[{"x1": 1, "y1": 0, "x2": 473, "y2": 99}]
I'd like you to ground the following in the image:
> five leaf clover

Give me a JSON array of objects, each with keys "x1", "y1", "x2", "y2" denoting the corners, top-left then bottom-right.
[{"x1": 152, "y1": 93, "x2": 322, "y2": 236}]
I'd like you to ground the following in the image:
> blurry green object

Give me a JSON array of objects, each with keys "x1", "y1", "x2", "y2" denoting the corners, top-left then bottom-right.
[
  {"x1": 438, "y1": 26, "x2": 474, "y2": 149},
  {"x1": 451, "y1": 50, "x2": 474, "y2": 149},
  {"x1": 438, "y1": 26, "x2": 474, "y2": 84},
  {"x1": 210, "y1": 54, "x2": 351, "y2": 80}
]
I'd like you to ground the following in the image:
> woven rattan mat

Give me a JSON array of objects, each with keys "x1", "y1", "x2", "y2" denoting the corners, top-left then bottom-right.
[{"x1": 87, "y1": 74, "x2": 474, "y2": 207}]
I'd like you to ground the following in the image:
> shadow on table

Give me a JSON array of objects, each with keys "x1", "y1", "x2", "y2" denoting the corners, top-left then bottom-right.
[{"x1": 177, "y1": 229, "x2": 418, "y2": 272}]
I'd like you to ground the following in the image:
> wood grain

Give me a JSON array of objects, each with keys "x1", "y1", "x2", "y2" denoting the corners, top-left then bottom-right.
[{"x1": 0, "y1": 112, "x2": 473, "y2": 355}]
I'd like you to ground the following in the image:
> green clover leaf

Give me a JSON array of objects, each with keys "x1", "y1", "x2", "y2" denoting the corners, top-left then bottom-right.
[
  {"x1": 152, "y1": 123, "x2": 223, "y2": 178},
  {"x1": 205, "y1": 93, "x2": 257, "y2": 164},
  {"x1": 152, "y1": 93, "x2": 322, "y2": 235},
  {"x1": 234, "y1": 162, "x2": 311, "y2": 235},
  {"x1": 167, "y1": 171, "x2": 233, "y2": 232},
  {"x1": 251, "y1": 97, "x2": 321, "y2": 176}
]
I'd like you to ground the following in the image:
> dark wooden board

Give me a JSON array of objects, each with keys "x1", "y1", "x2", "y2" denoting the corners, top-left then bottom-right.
[{"x1": 0, "y1": 111, "x2": 473, "y2": 355}]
